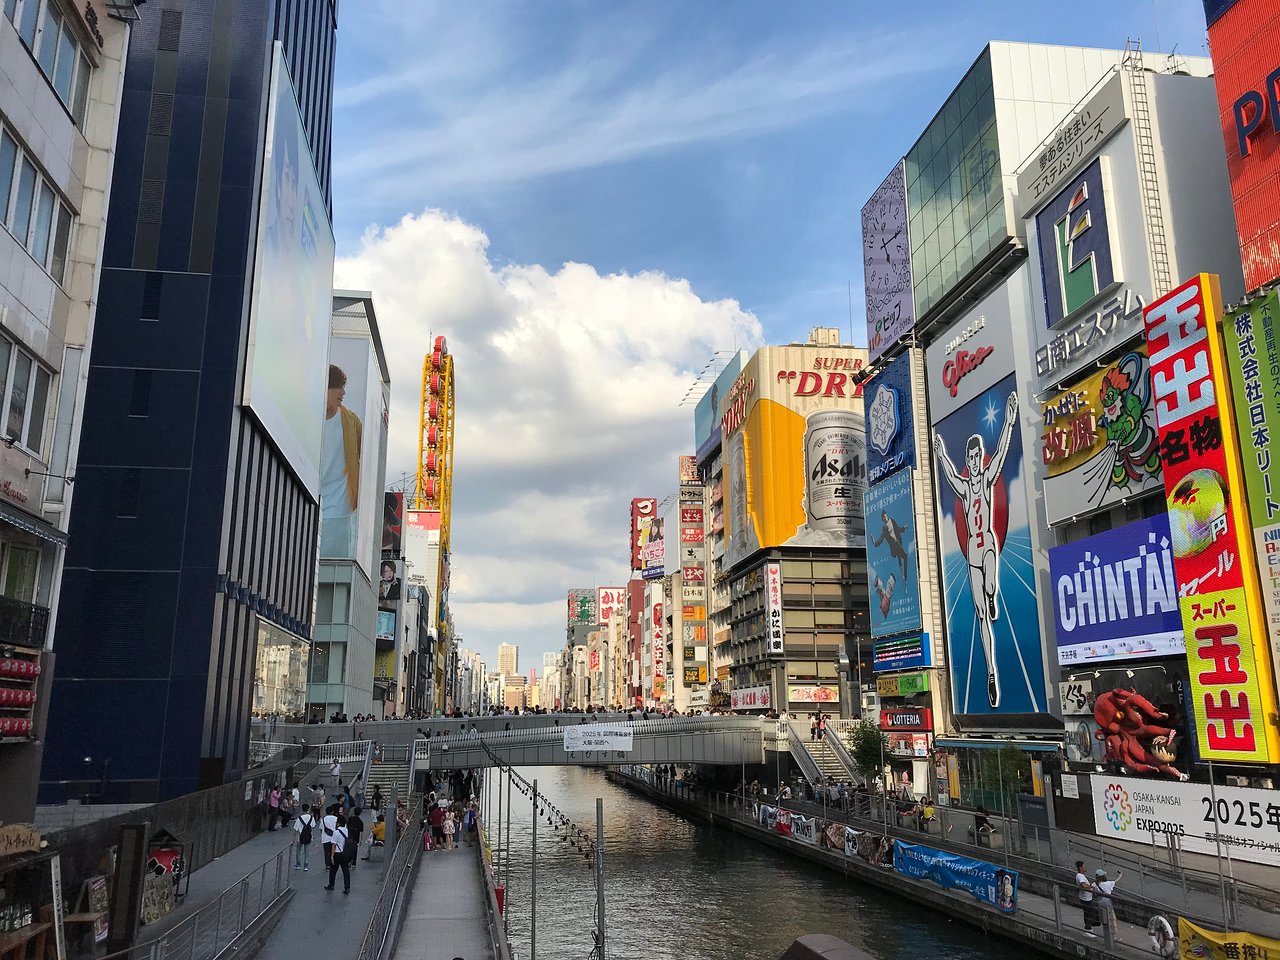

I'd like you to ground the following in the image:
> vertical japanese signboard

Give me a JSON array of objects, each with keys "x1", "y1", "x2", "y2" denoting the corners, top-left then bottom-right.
[
  {"x1": 1223, "y1": 289, "x2": 1280, "y2": 680},
  {"x1": 765, "y1": 562, "x2": 784, "y2": 655},
  {"x1": 597, "y1": 587, "x2": 625, "y2": 625},
  {"x1": 651, "y1": 599, "x2": 666, "y2": 699},
  {"x1": 1142, "y1": 274, "x2": 1280, "y2": 763},
  {"x1": 630, "y1": 497, "x2": 657, "y2": 572}
]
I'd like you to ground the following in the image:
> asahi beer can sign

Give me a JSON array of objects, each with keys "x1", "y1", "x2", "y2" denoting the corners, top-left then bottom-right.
[{"x1": 799, "y1": 411, "x2": 867, "y2": 546}]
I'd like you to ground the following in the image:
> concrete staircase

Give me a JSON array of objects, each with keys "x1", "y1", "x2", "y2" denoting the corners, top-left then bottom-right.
[
  {"x1": 809, "y1": 739, "x2": 852, "y2": 782},
  {"x1": 366, "y1": 758, "x2": 411, "y2": 803}
]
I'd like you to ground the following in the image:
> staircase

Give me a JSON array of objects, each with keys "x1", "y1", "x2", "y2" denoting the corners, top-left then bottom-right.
[
  {"x1": 366, "y1": 758, "x2": 411, "y2": 802},
  {"x1": 809, "y1": 739, "x2": 852, "y2": 783},
  {"x1": 786, "y1": 721, "x2": 858, "y2": 784}
]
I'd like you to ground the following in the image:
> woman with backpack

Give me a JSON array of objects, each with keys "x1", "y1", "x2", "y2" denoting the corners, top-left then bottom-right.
[{"x1": 293, "y1": 805, "x2": 317, "y2": 871}]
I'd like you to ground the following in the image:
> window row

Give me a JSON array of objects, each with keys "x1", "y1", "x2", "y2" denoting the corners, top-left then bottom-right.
[
  {"x1": 0, "y1": 124, "x2": 74, "y2": 284},
  {"x1": 3, "y1": 0, "x2": 94, "y2": 123}
]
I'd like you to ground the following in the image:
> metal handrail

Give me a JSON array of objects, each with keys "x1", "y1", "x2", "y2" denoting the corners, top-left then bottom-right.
[
  {"x1": 784, "y1": 721, "x2": 824, "y2": 783},
  {"x1": 94, "y1": 845, "x2": 293, "y2": 960},
  {"x1": 355, "y1": 797, "x2": 425, "y2": 960}
]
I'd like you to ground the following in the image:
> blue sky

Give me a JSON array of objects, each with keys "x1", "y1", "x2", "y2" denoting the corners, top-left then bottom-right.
[{"x1": 329, "y1": 1, "x2": 1215, "y2": 671}]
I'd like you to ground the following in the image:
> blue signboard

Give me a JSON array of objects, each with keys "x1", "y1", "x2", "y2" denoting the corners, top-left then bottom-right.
[
  {"x1": 1048, "y1": 513, "x2": 1183, "y2": 666},
  {"x1": 894, "y1": 842, "x2": 1018, "y2": 913},
  {"x1": 865, "y1": 469, "x2": 921, "y2": 638},
  {"x1": 873, "y1": 633, "x2": 931, "y2": 673},
  {"x1": 376, "y1": 609, "x2": 395, "y2": 640},
  {"x1": 693, "y1": 352, "x2": 745, "y2": 464},
  {"x1": 933, "y1": 372, "x2": 1047, "y2": 717},
  {"x1": 864, "y1": 351, "x2": 916, "y2": 485}
]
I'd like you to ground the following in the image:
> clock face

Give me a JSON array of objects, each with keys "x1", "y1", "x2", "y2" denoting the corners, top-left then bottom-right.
[{"x1": 861, "y1": 163, "x2": 915, "y2": 362}]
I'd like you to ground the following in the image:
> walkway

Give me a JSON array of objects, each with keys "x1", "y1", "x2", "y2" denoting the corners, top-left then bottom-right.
[{"x1": 393, "y1": 844, "x2": 495, "y2": 960}]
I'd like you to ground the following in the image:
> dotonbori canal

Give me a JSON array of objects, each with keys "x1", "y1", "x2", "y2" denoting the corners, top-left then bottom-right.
[{"x1": 479, "y1": 766, "x2": 1026, "y2": 960}]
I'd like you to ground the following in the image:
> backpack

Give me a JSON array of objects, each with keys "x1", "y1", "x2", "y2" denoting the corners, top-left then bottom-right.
[{"x1": 299, "y1": 816, "x2": 313, "y2": 845}]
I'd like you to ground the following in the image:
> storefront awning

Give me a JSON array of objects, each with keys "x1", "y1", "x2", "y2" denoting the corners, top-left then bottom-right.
[
  {"x1": 0, "y1": 500, "x2": 67, "y2": 546},
  {"x1": 934, "y1": 738, "x2": 1061, "y2": 753}
]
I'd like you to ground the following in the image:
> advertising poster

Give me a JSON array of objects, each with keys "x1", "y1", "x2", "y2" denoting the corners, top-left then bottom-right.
[
  {"x1": 1222, "y1": 289, "x2": 1280, "y2": 680},
  {"x1": 376, "y1": 610, "x2": 395, "y2": 640},
  {"x1": 678, "y1": 456, "x2": 699, "y2": 483},
  {"x1": 382, "y1": 492, "x2": 403, "y2": 556},
  {"x1": 650, "y1": 597, "x2": 665, "y2": 699},
  {"x1": 894, "y1": 842, "x2": 1018, "y2": 913},
  {"x1": 862, "y1": 161, "x2": 915, "y2": 363},
  {"x1": 1040, "y1": 348, "x2": 1163, "y2": 525},
  {"x1": 377, "y1": 559, "x2": 402, "y2": 608},
  {"x1": 865, "y1": 469, "x2": 921, "y2": 638},
  {"x1": 568, "y1": 589, "x2": 597, "y2": 625},
  {"x1": 319, "y1": 336, "x2": 381, "y2": 574},
  {"x1": 730, "y1": 685, "x2": 771, "y2": 710},
  {"x1": 1207, "y1": 0, "x2": 1280, "y2": 290},
  {"x1": 630, "y1": 497, "x2": 657, "y2": 572},
  {"x1": 564, "y1": 726, "x2": 634, "y2": 752},
  {"x1": 933, "y1": 372, "x2": 1045, "y2": 715},
  {"x1": 865, "y1": 350, "x2": 919, "y2": 484},
  {"x1": 1179, "y1": 918, "x2": 1280, "y2": 958},
  {"x1": 640, "y1": 516, "x2": 665, "y2": 580},
  {"x1": 787, "y1": 685, "x2": 840, "y2": 704},
  {"x1": 723, "y1": 346, "x2": 868, "y2": 569},
  {"x1": 765, "y1": 562, "x2": 784, "y2": 655},
  {"x1": 1142, "y1": 274, "x2": 1279, "y2": 763},
  {"x1": 693, "y1": 351, "x2": 745, "y2": 463},
  {"x1": 1036, "y1": 158, "x2": 1118, "y2": 328},
  {"x1": 242, "y1": 45, "x2": 335, "y2": 497},
  {"x1": 596, "y1": 587, "x2": 625, "y2": 625},
  {"x1": 1091, "y1": 774, "x2": 1280, "y2": 866},
  {"x1": 873, "y1": 633, "x2": 931, "y2": 673},
  {"x1": 1048, "y1": 514, "x2": 1183, "y2": 665}
]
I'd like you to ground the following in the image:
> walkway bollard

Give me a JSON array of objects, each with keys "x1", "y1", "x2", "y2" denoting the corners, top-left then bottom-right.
[{"x1": 1052, "y1": 883, "x2": 1062, "y2": 932}]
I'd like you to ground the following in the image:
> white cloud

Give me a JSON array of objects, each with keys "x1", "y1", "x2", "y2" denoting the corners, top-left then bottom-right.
[{"x1": 334, "y1": 209, "x2": 761, "y2": 665}]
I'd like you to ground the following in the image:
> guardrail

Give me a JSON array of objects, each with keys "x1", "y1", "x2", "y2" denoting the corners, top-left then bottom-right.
[
  {"x1": 355, "y1": 797, "x2": 425, "y2": 960},
  {"x1": 96, "y1": 846, "x2": 293, "y2": 960}
]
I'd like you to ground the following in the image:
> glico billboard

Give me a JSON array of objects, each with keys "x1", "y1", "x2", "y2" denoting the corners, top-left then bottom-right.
[
  {"x1": 720, "y1": 345, "x2": 869, "y2": 570},
  {"x1": 1205, "y1": 0, "x2": 1280, "y2": 290}
]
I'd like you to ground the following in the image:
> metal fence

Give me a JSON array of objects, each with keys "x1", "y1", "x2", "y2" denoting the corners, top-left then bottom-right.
[
  {"x1": 355, "y1": 797, "x2": 424, "y2": 960},
  {"x1": 96, "y1": 846, "x2": 293, "y2": 960}
]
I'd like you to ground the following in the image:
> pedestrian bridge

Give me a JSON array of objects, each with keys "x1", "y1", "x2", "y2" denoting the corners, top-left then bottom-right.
[{"x1": 415, "y1": 716, "x2": 765, "y2": 770}]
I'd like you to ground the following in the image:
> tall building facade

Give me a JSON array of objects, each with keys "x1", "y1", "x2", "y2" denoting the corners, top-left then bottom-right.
[
  {"x1": 497, "y1": 641, "x2": 518, "y2": 677},
  {"x1": 0, "y1": 0, "x2": 140, "y2": 822},
  {"x1": 41, "y1": 0, "x2": 339, "y2": 803}
]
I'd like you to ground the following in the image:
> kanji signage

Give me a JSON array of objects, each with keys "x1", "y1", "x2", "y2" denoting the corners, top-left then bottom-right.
[
  {"x1": 1223, "y1": 288, "x2": 1280, "y2": 679},
  {"x1": 765, "y1": 562, "x2": 784, "y2": 655},
  {"x1": 1142, "y1": 273, "x2": 1280, "y2": 762},
  {"x1": 596, "y1": 587, "x2": 625, "y2": 625}
]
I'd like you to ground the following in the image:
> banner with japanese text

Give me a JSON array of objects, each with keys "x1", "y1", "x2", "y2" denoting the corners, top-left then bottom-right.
[
  {"x1": 1178, "y1": 918, "x2": 1280, "y2": 959},
  {"x1": 1142, "y1": 274, "x2": 1280, "y2": 763},
  {"x1": 1222, "y1": 288, "x2": 1280, "y2": 688}
]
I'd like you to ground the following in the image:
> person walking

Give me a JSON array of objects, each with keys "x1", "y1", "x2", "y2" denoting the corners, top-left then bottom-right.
[
  {"x1": 429, "y1": 802, "x2": 445, "y2": 852},
  {"x1": 268, "y1": 787, "x2": 282, "y2": 830},
  {"x1": 329, "y1": 760, "x2": 341, "y2": 792},
  {"x1": 818, "y1": 714, "x2": 828, "y2": 742},
  {"x1": 321, "y1": 805, "x2": 340, "y2": 869},
  {"x1": 347, "y1": 808, "x2": 365, "y2": 870},
  {"x1": 443, "y1": 809, "x2": 457, "y2": 850},
  {"x1": 293, "y1": 805, "x2": 317, "y2": 871},
  {"x1": 463, "y1": 801, "x2": 477, "y2": 847},
  {"x1": 809, "y1": 714, "x2": 818, "y2": 741},
  {"x1": 1075, "y1": 860, "x2": 1100, "y2": 937},
  {"x1": 324, "y1": 813, "x2": 351, "y2": 894}
]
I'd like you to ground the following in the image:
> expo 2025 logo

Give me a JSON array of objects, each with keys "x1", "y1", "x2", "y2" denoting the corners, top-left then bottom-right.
[{"x1": 1102, "y1": 782, "x2": 1133, "y2": 833}]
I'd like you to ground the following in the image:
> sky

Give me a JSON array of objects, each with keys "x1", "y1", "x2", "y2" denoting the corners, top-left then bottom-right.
[{"x1": 329, "y1": 0, "x2": 1214, "y2": 672}]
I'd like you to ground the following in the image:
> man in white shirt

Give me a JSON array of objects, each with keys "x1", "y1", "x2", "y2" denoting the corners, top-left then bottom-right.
[
  {"x1": 324, "y1": 815, "x2": 350, "y2": 894},
  {"x1": 1075, "y1": 860, "x2": 1099, "y2": 937},
  {"x1": 293, "y1": 805, "x2": 316, "y2": 871},
  {"x1": 329, "y1": 760, "x2": 341, "y2": 791},
  {"x1": 320, "y1": 807, "x2": 340, "y2": 869}
]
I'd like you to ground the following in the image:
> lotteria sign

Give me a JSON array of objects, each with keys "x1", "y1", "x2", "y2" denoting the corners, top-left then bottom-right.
[
  {"x1": 1141, "y1": 274, "x2": 1280, "y2": 763},
  {"x1": 1048, "y1": 514, "x2": 1184, "y2": 665}
]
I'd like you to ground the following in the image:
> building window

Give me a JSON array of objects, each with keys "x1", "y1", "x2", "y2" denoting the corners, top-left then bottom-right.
[
  {"x1": 0, "y1": 120, "x2": 75, "y2": 284},
  {"x1": 5, "y1": 0, "x2": 94, "y2": 123},
  {"x1": 0, "y1": 541, "x2": 39, "y2": 602},
  {"x1": 0, "y1": 341, "x2": 52, "y2": 457}
]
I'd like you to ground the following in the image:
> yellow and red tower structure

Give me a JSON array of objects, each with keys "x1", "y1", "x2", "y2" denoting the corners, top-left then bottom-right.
[{"x1": 416, "y1": 336, "x2": 455, "y2": 712}]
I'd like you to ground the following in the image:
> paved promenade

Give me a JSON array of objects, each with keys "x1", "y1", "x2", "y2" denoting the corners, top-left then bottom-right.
[{"x1": 393, "y1": 843, "x2": 495, "y2": 960}]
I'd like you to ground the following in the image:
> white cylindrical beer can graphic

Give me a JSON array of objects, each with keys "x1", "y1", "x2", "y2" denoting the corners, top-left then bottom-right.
[{"x1": 802, "y1": 410, "x2": 866, "y2": 533}]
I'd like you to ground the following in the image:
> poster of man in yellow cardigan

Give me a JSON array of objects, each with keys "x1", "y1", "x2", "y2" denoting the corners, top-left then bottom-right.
[
  {"x1": 320, "y1": 337, "x2": 384, "y2": 575},
  {"x1": 1179, "y1": 917, "x2": 1280, "y2": 958}
]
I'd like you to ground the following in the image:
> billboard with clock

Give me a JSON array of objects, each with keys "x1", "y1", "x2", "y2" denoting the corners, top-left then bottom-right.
[{"x1": 862, "y1": 160, "x2": 915, "y2": 363}]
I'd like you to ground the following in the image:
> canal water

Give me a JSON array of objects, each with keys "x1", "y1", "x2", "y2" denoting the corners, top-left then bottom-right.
[{"x1": 482, "y1": 766, "x2": 1026, "y2": 960}]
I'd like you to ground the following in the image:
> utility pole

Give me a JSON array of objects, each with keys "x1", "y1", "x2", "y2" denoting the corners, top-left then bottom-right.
[
  {"x1": 531, "y1": 778, "x2": 538, "y2": 960},
  {"x1": 595, "y1": 797, "x2": 606, "y2": 960}
]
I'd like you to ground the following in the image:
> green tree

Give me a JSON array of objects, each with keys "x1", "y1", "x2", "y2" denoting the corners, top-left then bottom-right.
[
  {"x1": 982, "y1": 745, "x2": 1031, "y2": 810},
  {"x1": 845, "y1": 720, "x2": 889, "y2": 785}
]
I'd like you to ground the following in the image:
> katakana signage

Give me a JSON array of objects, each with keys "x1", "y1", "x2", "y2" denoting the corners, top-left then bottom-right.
[{"x1": 1142, "y1": 273, "x2": 1280, "y2": 763}]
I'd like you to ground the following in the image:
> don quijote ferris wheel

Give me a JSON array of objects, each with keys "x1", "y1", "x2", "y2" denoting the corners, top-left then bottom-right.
[{"x1": 416, "y1": 335, "x2": 455, "y2": 590}]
